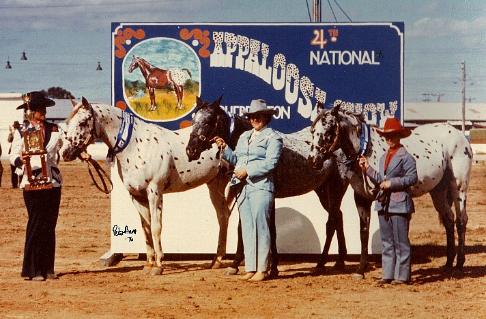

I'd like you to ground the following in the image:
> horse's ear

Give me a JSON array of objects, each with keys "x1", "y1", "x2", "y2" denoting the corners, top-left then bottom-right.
[
  {"x1": 214, "y1": 95, "x2": 223, "y2": 107},
  {"x1": 331, "y1": 100, "x2": 342, "y2": 116},
  {"x1": 196, "y1": 96, "x2": 203, "y2": 107},
  {"x1": 81, "y1": 97, "x2": 90, "y2": 109}
]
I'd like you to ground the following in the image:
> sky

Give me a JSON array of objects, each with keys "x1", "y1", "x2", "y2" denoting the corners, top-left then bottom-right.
[{"x1": 0, "y1": 0, "x2": 484, "y2": 104}]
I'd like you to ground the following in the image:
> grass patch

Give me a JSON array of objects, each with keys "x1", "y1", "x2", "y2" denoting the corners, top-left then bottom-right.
[{"x1": 127, "y1": 84, "x2": 199, "y2": 121}]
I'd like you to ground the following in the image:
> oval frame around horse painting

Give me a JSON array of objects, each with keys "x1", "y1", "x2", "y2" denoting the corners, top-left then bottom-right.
[{"x1": 122, "y1": 37, "x2": 201, "y2": 123}]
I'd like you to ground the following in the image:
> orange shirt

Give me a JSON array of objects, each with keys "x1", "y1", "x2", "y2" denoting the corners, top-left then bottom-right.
[{"x1": 384, "y1": 145, "x2": 400, "y2": 172}]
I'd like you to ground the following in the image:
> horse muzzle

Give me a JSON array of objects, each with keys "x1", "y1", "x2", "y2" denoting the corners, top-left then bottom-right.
[
  {"x1": 62, "y1": 147, "x2": 82, "y2": 162},
  {"x1": 308, "y1": 154, "x2": 325, "y2": 170},
  {"x1": 185, "y1": 146, "x2": 200, "y2": 162}
]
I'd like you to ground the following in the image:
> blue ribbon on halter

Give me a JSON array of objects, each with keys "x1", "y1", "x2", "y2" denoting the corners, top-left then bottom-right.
[
  {"x1": 107, "y1": 111, "x2": 135, "y2": 162},
  {"x1": 228, "y1": 112, "x2": 235, "y2": 137},
  {"x1": 221, "y1": 107, "x2": 235, "y2": 141},
  {"x1": 358, "y1": 122, "x2": 371, "y2": 156}
]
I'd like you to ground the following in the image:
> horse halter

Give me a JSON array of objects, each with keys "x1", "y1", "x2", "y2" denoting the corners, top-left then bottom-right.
[
  {"x1": 192, "y1": 110, "x2": 226, "y2": 148},
  {"x1": 69, "y1": 107, "x2": 97, "y2": 159},
  {"x1": 128, "y1": 56, "x2": 139, "y2": 73},
  {"x1": 311, "y1": 114, "x2": 341, "y2": 159}
]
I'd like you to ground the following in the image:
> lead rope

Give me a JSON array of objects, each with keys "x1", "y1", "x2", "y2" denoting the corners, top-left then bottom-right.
[
  {"x1": 362, "y1": 170, "x2": 379, "y2": 198},
  {"x1": 79, "y1": 151, "x2": 113, "y2": 194},
  {"x1": 216, "y1": 143, "x2": 242, "y2": 214},
  {"x1": 218, "y1": 144, "x2": 224, "y2": 168}
]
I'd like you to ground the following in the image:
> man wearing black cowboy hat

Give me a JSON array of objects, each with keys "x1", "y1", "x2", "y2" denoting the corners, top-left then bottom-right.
[{"x1": 9, "y1": 91, "x2": 63, "y2": 281}]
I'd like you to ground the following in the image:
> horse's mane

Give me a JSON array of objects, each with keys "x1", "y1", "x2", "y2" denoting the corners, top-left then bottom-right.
[
  {"x1": 135, "y1": 56, "x2": 157, "y2": 70},
  {"x1": 339, "y1": 109, "x2": 365, "y2": 127},
  {"x1": 311, "y1": 110, "x2": 325, "y2": 129},
  {"x1": 66, "y1": 103, "x2": 83, "y2": 124},
  {"x1": 311, "y1": 106, "x2": 365, "y2": 133}
]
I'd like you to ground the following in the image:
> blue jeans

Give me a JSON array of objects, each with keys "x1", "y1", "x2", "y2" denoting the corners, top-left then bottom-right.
[
  {"x1": 378, "y1": 213, "x2": 411, "y2": 281},
  {"x1": 237, "y1": 185, "x2": 273, "y2": 272}
]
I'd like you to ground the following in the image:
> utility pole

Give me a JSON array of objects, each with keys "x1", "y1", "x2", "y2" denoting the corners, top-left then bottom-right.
[
  {"x1": 461, "y1": 61, "x2": 466, "y2": 134},
  {"x1": 312, "y1": 0, "x2": 321, "y2": 22}
]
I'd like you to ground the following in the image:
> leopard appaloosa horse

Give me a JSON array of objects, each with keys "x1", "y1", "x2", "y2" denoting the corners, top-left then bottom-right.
[
  {"x1": 61, "y1": 97, "x2": 231, "y2": 275},
  {"x1": 308, "y1": 103, "x2": 473, "y2": 273}
]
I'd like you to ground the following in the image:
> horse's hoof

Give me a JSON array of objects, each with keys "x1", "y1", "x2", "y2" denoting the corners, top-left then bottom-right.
[
  {"x1": 225, "y1": 267, "x2": 239, "y2": 276},
  {"x1": 268, "y1": 269, "x2": 279, "y2": 279},
  {"x1": 143, "y1": 265, "x2": 153, "y2": 274},
  {"x1": 211, "y1": 260, "x2": 223, "y2": 269},
  {"x1": 311, "y1": 266, "x2": 326, "y2": 276},
  {"x1": 442, "y1": 265, "x2": 454, "y2": 274},
  {"x1": 333, "y1": 261, "x2": 345, "y2": 271},
  {"x1": 453, "y1": 266, "x2": 465, "y2": 276},
  {"x1": 150, "y1": 267, "x2": 163, "y2": 276},
  {"x1": 351, "y1": 272, "x2": 365, "y2": 280}
]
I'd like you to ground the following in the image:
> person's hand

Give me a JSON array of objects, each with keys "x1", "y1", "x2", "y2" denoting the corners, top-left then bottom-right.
[
  {"x1": 234, "y1": 168, "x2": 248, "y2": 180},
  {"x1": 79, "y1": 151, "x2": 92, "y2": 161},
  {"x1": 380, "y1": 180, "x2": 391, "y2": 190},
  {"x1": 21, "y1": 154, "x2": 29, "y2": 164},
  {"x1": 358, "y1": 156, "x2": 369, "y2": 170},
  {"x1": 211, "y1": 136, "x2": 226, "y2": 149}
]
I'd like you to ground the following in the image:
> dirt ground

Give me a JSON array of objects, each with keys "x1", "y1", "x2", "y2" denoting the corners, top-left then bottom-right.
[{"x1": 0, "y1": 159, "x2": 484, "y2": 319}]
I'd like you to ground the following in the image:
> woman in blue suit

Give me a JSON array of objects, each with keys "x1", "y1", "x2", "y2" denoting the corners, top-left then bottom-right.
[
  {"x1": 213, "y1": 99, "x2": 283, "y2": 282},
  {"x1": 359, "y1": 117, "x2": 418, "y2": 285}
]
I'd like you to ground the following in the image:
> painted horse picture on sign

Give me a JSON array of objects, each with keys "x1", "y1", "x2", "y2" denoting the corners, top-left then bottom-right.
[{"x1": 122, "y1": 37, "x2": 200, "y2": 122}]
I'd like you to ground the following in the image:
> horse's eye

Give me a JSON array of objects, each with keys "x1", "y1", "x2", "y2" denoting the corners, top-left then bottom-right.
[{"x1": 199, "y1": 135, "x2": 207, "y2": 142}]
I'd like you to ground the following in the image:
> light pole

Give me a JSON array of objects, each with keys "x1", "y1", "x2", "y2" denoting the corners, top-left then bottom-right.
[{"x1": 461, "y1": 61, "x2": 466, "y2": 134}]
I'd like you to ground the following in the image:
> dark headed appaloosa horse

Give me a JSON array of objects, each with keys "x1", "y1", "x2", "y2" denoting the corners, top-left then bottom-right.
[
  {"x1": 308, "y1": 103, "x2": 473, "y2": 273},
  {"x1": 128, "y1": 55, "x2": 192, "y2": 111},
  {"x1": 186, "y1": 97, "x2": 375, "y2": 277}
]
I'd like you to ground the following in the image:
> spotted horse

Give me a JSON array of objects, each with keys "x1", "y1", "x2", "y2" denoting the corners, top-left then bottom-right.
[
  {"x1": 61, "y1": 97, "x2": 233, "y2": 275},
  {"x1": 308, "y1": 103, "x2": 473, "y2": 272},
  {"x1": 186, "y1": 97, "x2": 375, "y2": 277},
  {"x1": 128, "y1": 55, "x2": 191, "y2": 111}
]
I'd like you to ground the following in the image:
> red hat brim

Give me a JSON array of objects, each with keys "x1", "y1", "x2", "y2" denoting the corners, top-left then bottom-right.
[{"x1": 376, "y1": 127, "x2": 411, "y2": 138}]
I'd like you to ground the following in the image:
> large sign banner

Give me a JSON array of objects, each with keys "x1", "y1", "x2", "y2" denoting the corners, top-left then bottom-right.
[
  {"x1": 112, "y1": 23, "x2": 404, "y2": 131},
  {"x1": 109, "y1": 23, "x2": 403, "y2": 255}
]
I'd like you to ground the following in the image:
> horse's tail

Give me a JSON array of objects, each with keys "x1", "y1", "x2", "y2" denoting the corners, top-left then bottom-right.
[{"x1": 182, "y1": 68, "x2": 192, "y2": 78}]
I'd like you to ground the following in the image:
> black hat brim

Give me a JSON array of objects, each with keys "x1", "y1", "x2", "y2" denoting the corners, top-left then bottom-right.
[{"x1": 16, "y1": 98, "x2": 55, "y2": 110}]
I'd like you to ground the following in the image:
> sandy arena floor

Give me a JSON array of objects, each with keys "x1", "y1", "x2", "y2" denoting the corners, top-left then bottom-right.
[{"x1": 0, "y1": 160, "x2": 484, "y2": 318}]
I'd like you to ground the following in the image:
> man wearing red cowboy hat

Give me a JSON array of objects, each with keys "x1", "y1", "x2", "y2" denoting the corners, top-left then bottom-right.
[
  {"x1": 9, "y1": 91, "x2": 63, "y2": 281},
  {"x1": 359, "y1": 117, "x2": 417, "y2": 285}
]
